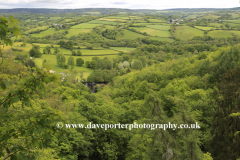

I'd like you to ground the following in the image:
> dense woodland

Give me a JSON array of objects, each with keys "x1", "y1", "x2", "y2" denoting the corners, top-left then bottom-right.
[{"x1": 0, "y1": 8, "x2": 240, "y2": 160}]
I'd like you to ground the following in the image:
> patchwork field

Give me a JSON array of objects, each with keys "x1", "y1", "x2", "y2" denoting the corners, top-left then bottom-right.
[
  {"x1": 66, "y1": 29, "x2": 92, "y2": 38},
  {"x1": 148, "y1": 37, "x2": 174, "y2": 42},
  {"x1": 141, "y1": 28, "x2": 171, "y2": 37},
  {"x1": 31, "y1": 28, "x2": 65, "y2": 38},
  {"x1": 71, "y1": 23, "x2": 102, "y2": 29},
  {"x1": 87, "y1": 20, "x2": 117, "y2": 25},
  {"x1": 110, "y1": 47, "x2": 136, "y2": 51},
  {"x1": 98, "y1": 18, "x2": 126, "y2": 22},
  {"x1": 209, "y1": 23, "x2": 223, "y2": 27},
  {"x1": 36, "y1": 54, "x2": 118, "y2": 78},
  {"x1": 175, "y1": 26, "x2": 204, "y2": 40},
  {"x1": 194, "y1": 26, "x2": 215, "y2": 30},
  {"x1": 25, "y1": 26, "x2": 49, "y2": 34},
  {"x1": 146, "y1": 25, "x2": 170, "y2": 31},
  {"x1": 122, "y1": 30, "x2": 146, "y2": 39},
  {"x1": 104, "y1": 16, "x2": 129, "y2": 19},
  {"x1": 148, "y1": 19, "x2": 166, "y2": 23},
  {"x1": 224, "y1": 20, "x2": 240, "y2": 23},
  {"x1": 208, "y1": 30, "x2": 240, "y2": 38}
]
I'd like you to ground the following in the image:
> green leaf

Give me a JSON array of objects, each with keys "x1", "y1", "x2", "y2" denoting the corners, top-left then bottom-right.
[
  {"x1": 0, "y1": 81, "x2": 6, "y2": 90},
  {"x1": 30, "y1": 117, "x2": 36, "y2": 122}
]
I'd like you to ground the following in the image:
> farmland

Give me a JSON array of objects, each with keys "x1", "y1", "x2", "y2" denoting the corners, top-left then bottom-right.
[
  {"x1": 122, "y1": 30, "x2": 145, "y2": 39},
  {"x1": 31, "y1": 28, "x2": 65, "y2": 38},
  {"x1": 87, "y1": 20, "x2": 117, "y2": 25},
  {"x1": 194, "y1": 26, "x2": 215, "y2": 30},
  {"x1": 175, "y1": 26, "x2": 204, "y2": 40},
  {"x1": 66, "y1": 29, "x2": 92, "y2": 38},
  {"x1": 146, "y1": 25, "x2": 170, "y2": 31},
  {"x1": 208, "y1": 30, "x2": 240, "y2": 38},
  {"x1": 71, "y1": 23, "x2": 102, "y2": 29}
]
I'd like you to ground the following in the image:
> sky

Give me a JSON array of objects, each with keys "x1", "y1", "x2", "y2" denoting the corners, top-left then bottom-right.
[{"x1": 0, "y1": 0, "x2": 239, "y2": 9}]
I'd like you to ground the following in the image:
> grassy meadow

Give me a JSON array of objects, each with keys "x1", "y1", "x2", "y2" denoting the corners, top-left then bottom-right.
[
  {"x1": 71, "y1": 23, "x2": 102, "y2": 29},
  {"x1": 175, "y1": 26, "x2": 204, "y2": 40}
]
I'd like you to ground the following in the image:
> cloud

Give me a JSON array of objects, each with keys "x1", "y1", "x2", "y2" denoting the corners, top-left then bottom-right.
[
  {"x1": 111, "y1": 1, "x2": 128, "y2": 5},
  {"x1": 0, "y1": 0, "x2": 239, "y2": 9}
]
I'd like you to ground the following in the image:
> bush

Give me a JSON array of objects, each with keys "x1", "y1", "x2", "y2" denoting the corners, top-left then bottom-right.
[
  {"x1": 24, "y1": 59, "x2": 36, "y2": 68},
  {"x1": 76, "y1": 58, "x2": 84, "y2": 66},
  {"x1": 72, "y1": 50, "x2": 76, "y2": 56},
  {"x1": 77, "y1": 50, "x2": 82, "y2": 56},
  {"x1": 63, "y1": 64, "x2": 69, "y2": 69},
  {"x1": 29, "y1": 47, "x2": 42, "y2": 58}
]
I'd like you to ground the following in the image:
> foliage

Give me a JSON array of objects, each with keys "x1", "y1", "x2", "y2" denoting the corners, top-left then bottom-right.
[
  {"x1": 56, "y1": 53, "x2": 66, "y2": 67},
  {"x1": 67, "y1": 56, "x2": 75, "y2": 71},
  {"x1": 76, "y1": 58, "x2": 84, "y2": 66}
]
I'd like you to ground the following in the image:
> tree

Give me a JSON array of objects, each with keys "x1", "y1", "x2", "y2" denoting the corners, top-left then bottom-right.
[
  {"x1": 24, "y1": 59, "x2": 36, "y2": 68},
  {"x1": 56, "y1": 53, "x2": 66, "y2": 67},
  {"x1": 77, "y1": 50, "x2": 82, "y2": 56},
  {"x1": 72, "y1": 50, "x2": 76, "y2": 56},
  {"x1": 29, "y1": 46, "x2": 42, "y2": 58},
  {"x1": 131, "y1": 60, "x2": 143, "y2": 70},
  {"x1": 68, "y1": 56, "x2": 75, "y2": 71},
  {"x1": 54, "y1": 47, "x2": 60, "y2": 54},
  {"x1": 211, "y1": 67, "x2": 240, "y2": 160},
  {"x1": 0, "y1": 16, "x2": 62, "y2": 160},
  {"x1": 76, "y1": 58, "x2": 84, "y2": 66},
  {"x1": 45, "y1": 46, "x2": 51, "y2": 54}
]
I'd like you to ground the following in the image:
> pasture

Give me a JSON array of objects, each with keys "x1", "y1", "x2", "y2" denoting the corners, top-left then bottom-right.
[
  {"x1": 149, "y1": 37, "x2": 174, "y2": 42},
  {"x1": 208, "y1": 30, "x2": 240, "y2": 38},
  {"x1": 146, "y1": 25, "x2": 170, "y2": 31},
  {"x1": 87, "y1": 20, "x2": 117, "y2": 25},
  {"x1": 25, "y1": 26, "x2": 49, "y2": 34},
  {"x1": 71, "y1": 23, "x2": 101, "y2": 29},
  {"x1": 209, "y1": 23, "x2": 223, "y2": 27},
  {"x1": 141, "y1": 28, "x2": 171, "y2": 37},
  {"x1": 98, "y1": 18, "x2": 126, "y2": 22},
  {"x1": 148, "y1": 19, "x2": 166, "y2": 23},
  {"x1": 175, "y1": 26, "x2": 204, "y2": 40},
  {"x1": 31, "y1": 28, "x2": 65, "y2": 38},
  {"x1": 224, "y1": 20, "x2": 240, "y2": 24},
  {"x1": 122, "y1": 30, "x2": 145, "y2": 40},
  {"x1": 110, "y1": 47, "x2": 136, "y2": 52},
  {"x1": 194, "y1": 26, "x2": 215, "y2": 30},
  {"x1": 66, "y1": 29, "x2": 92, "y2": 38}
]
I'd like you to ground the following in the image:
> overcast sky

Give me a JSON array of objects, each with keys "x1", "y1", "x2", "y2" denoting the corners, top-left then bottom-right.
[{"x1": 0, "y1": 0, "x2": 239, "y2": 9}]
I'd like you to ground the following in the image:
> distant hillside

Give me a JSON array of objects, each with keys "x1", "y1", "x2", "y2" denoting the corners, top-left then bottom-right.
[{"x1": 0, "y1": 8, "x2": 235, "y2": 15}]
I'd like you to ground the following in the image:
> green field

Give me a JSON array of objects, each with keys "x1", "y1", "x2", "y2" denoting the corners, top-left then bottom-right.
[
  {"x1": 49, "y1": 17, "x2": 62, "y2": 20},
  {"x1": 110, "y1": 47, "x2": 136, "y2": 51},
  {"x1": 25, "y1": 26, "x2": 49, "y2": 34},
  {"x1": 224, "y1": 20, "x2": 240, "y2": 24},
  {"x1": 122, "y1": 30, "x2": 145, "y2": 40},
  {"x1": 77, "y1": 49, "x2": 119, "y2": 56},
  {"x1": 146, "y1": 25, "x2": 170, "y2": 31},
  {"x1": 87, "y1": 20, "x2": 117, "y2": 25},
  {"x1": 149, "y1": 37, "x2": 174, "y2": 42},
  {"x1": 148, "y1": 19, "x2": 165, "y2": 23},
  {"x1": 71, "y1": 23, "x2": 102, "y2": 29},
  {"x1": 31, "y1": 28, "x2": 65, "y2": 38},
  {"x1": 104, "y1": 16, "x2": 129, "y2": 19},
  {"x1": 209, "y1": 23, "x2": 223, "y2": 27},
  {"x1": 141, "y1": 28, "x2": 171, "y2": 37},
  {"x1": 37, "y1": 54, "x2": 118, "y2": 78},
  {"x1": 175, "y1": 26, "x2": 204, "y2": 40},
  {"x1": 129, "y1": 27, "x2": 149, "y2": 31},
  {"x1": 98, "y1": 18, "x2": 126, "y2": 22},
  {"x1": 194, "y1": 26, "x2": 215, "y2": 30},
  {"x1": 66, "y1": 29, "x2": 92, "y2": 38},
  {"x1": 208, "y1": 30, "x2": 240, "y2": 38}
]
